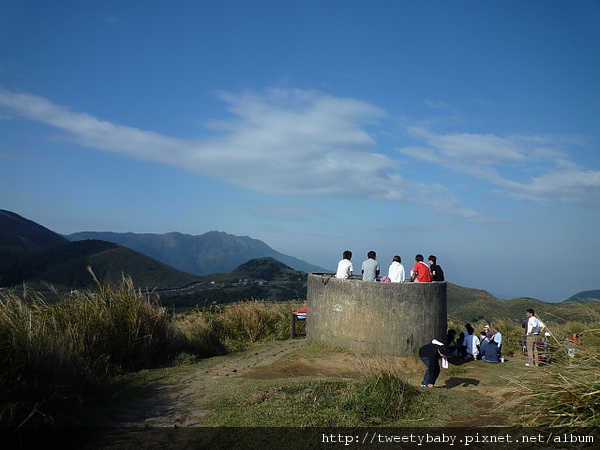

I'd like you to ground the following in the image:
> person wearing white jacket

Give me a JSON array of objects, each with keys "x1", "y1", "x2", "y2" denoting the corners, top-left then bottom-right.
[
  {"x1": 465, "y1": 330, "x2": 479, "y2": 360},
  {"x1": 525, "y1": 308, "x2": 545, "y2": 367},
  {"x1": 387, "y1": 255, "x2": 405, "y2": 283}
]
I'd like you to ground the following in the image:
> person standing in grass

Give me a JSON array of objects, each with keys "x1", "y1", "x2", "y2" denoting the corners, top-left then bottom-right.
[
  {"x1": 361, "y1": 250, "x2": 380, "y2": 281},
  {"x1": 525, "y1": 308, "x2": 545, "y2": 367},
  {"x1": 418, "y1": 339, "x2": 447, "y2": 388},
  {"x1": 335, "y1": 250, "x2": 354, "y2": 279},
  {"x1": 492, "y1": 326, "x2": 503, "y2": 360}
]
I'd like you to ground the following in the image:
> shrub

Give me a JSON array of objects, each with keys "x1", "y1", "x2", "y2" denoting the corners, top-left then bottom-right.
[
  {"x1": 0, "y1": 275, "x2": 227, "y2": 426},
  {"x1": 528, "y1": 329, "x2": 600, "y2": 427},
  {"x1": 343, "y1": 367, "x2": 420, "y2": 424},
  {"x1": 205, "y1": 300, "x2": 304, "y2": 348},
  {"x1": 171, "y1": 311, "x2": 226, "y2": 359}
]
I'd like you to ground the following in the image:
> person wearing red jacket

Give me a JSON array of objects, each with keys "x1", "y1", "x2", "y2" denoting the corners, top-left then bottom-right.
[{"x1": 411, "y1": 254, "x2": 432, "y2": 282}]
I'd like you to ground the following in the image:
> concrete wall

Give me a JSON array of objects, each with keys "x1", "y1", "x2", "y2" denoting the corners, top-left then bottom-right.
[{"x1": 307, "y1": 273, "x2": 447, "y2": 356}]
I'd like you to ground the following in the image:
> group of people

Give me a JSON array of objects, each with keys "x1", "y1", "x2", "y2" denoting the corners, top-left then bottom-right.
[
  {"x1": 447, "y1": 323, "x2": 504, "y2": 363},
  {"x1": 334, "y1": 251, "x2": 445, "y2": 283},
  {"x1": 419, "y1": 324, "x2": 504, "y2": 388}
]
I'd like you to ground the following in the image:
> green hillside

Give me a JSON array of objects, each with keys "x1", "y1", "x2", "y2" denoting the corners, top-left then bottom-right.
[
  {"x1": 0, "y1": 210, "x2": 66, "y2": 251},
  {"x1": 230, "y1": 257, "x2": 306, "y2": 281},
  {"x1": 31, "y1": 240, "x2": 201, "y2": 289},
  {"x1": 447, "y1": 283, "x2": 600, "y2": 324},
  {"x1": 159, "y1": 258, "x2": 307, "y2": 307},
  {"x1": 1, "y1": 238, "x2": 200, "y2": 290},
  {"x1": 3, "y1": 210, "x2": 599, "y2": 323},
  {"x1": 564, "y1": 289, "x2": 600, "y2": 304}
]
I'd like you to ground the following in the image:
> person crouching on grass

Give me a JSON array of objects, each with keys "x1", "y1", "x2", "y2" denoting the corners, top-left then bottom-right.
[{"x1": 419, "y1": 339, "x2": 448, "y2": 388}]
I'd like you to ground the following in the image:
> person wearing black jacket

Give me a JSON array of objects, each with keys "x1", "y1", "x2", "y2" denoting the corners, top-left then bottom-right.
[
  {"x1": 418, "y1": 339, "x2": 447, "y2": 387},
  {"x1": 428, "y1": 255, "x2": 444, "y2": 281}
]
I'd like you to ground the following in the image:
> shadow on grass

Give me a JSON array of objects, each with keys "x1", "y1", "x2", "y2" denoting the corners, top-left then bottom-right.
[{"x1": 443, "y1": 377, "x2": 480, "y2": 389}]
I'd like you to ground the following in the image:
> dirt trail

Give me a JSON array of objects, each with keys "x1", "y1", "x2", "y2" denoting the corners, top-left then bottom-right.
[
  {"x1": 100, "y1": 339, "x2": 536, "y2": 428},
  {"x1": 105, "y1": 339, "x2": 308, "y2": 427}
]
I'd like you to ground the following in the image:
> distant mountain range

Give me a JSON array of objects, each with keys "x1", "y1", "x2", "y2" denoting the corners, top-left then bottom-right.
[
  {"x1": 2, "y1": 209, "x2": 599, "y2": 324},
  {"x1": 0, "y1": 210, "x2": 200, "y2": 289},
  {"x1": 67, "y1": 231, "x2": 328, "y2": 275},
  {"x1": 0, "y1": 210, "x2": 325, "y2": 289}
]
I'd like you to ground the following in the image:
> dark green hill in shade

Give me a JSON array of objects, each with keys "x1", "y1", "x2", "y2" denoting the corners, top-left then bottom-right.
[
  {"x1": 231, "y1": 257, "x2": 305, "y2": 281},
  {"x1": 0, "y1": 209, "x2": 67, "y2": 251},
  {"x1": 31, "y1": 240, "x2": 200, "y2": 289},
  {"x1": 0, "y1": 211, "x2": 200, "y2": 289}
]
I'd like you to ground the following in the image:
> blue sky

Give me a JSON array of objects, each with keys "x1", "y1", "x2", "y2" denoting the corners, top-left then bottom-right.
[{"x1": 1, "y1": 1, "x2": 599, "y2": 302}]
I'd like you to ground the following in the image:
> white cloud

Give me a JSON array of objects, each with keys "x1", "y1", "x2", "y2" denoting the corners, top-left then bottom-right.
[
  {"x1": 0, "y1": 89, "x2": 189, "y2": 162},
  {"x1": 0, "y1": 88, "x2": 401, "y2": 198},
  {"x1": 497, "y1": 169, "x2": 600, "y2": 207},
  {"x1": 407, "y1": 126, "x2": 526, "y2": 166},
  {"x1": 10, "y1": 87, "x2": 572, "y2": 220},
  {"x1": 398, "y1": 125, "x2": 600, "y2": 207}
]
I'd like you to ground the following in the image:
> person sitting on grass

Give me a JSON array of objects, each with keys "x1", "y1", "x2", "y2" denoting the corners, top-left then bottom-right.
[
  {"x1": 478, "y1": 331, "x2": 489, "y2": 359},
  {"x1": 464, "y1": 326, "x2": 479, "y2": 361},
  {"x1": 481, "y1": 339, "x2": 500, "y2": 363}
]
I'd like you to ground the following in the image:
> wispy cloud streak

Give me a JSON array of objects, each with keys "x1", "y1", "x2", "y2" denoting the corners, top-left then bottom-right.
[
  {"x1": 398, "y1": 126, "x2": 600, "y2": 207},
  {"x1": 0, "y1": 88, "x2": 484, "y2": 220}
]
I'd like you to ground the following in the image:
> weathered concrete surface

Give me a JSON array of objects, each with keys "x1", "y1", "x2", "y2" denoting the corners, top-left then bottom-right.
[{"x1": 307, "y1": 274, "x2": 447, "y2": 356}]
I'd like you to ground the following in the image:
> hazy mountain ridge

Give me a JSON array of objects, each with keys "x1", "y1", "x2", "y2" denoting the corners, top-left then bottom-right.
[
  {"x1": 0, "y1": 211, "x2": 201, "y2": 288},
  {"x1": 563, "y1": 289, "x2": 600, "y2": 304},
  {"x1": 67, "y1": 230, "x2": 328, "y2": 275},
  {"x1": 2, "y1": 210, "x2": 599, "y2": 323}
]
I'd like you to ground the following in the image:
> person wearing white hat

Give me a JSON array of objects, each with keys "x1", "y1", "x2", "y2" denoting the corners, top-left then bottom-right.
[{"x1": 418, "y1": 339, "x2": 447, "y2": 388}]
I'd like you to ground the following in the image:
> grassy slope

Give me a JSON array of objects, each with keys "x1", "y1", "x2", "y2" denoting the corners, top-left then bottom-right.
[{"x1": 447, "y1": 283, "x2": 600, "y2": 324}]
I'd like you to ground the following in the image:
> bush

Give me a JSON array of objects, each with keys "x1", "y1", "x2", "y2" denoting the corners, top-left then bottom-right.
[
  {"x1": 205, "y1": 300, "x2": 304, "y2": 348},
  {"x1": 344, "y1": 367, "x2": 420, "y2": 424},
  {"x1": 528, "y1": 329, "x2": 600, "y2": 427},
  {"x1": 0, "y1": 275, "x2": 227, "y2": 426},
  {"x1": 0, "y1": 284, "x2": 306, "y2": 427}
]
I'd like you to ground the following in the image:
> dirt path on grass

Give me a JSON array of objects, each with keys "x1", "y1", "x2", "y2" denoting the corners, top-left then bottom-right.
[
  {"x1": 103, "y1": 339, "x2": 540, "y2": 428},
  {"x1": 104, "y1": 339, "x2": 309, "y2": 427}
]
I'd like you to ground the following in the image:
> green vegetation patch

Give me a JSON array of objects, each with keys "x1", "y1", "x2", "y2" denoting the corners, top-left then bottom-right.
[{"x1": 203, "y1": 369, "x2": 429, "y2": 427}]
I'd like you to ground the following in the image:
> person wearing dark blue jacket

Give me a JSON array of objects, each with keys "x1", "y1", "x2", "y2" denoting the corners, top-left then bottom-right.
[
  {"x1": 482, "y1": 340, "x2": 500, "y2": 363},
  {"x1": 418, "y1": 339, "x2": 447, "y2": 387}
]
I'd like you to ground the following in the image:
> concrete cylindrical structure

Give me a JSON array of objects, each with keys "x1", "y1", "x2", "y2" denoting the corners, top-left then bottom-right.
[{"x1": 307, "y1": 273, "x2": 447, "y2": 356}]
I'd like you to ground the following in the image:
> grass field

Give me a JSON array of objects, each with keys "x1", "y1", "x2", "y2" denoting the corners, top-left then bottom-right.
[{"x1": 1, "y1": 279, "x2": 598, "y2": 429}]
